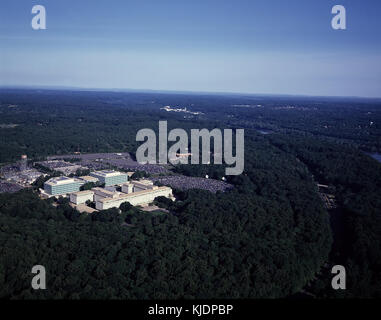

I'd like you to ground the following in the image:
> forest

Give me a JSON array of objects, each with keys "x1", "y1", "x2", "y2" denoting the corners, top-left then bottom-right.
[
  {"x1": 269, "y1": 134, "x2": 381, "y2": 298},
  {"x1": 0, "y1": 88, "x2": 380, "y2": 298}
]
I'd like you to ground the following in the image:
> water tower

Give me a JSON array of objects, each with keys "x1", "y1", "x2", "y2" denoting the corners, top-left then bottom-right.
[{"x1": 20, "y1": 155, "x2": 28, "y2": 171}]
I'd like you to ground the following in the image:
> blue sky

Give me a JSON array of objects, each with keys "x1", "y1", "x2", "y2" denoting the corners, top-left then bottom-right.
[{"x1": 1, "y1": 0, "x2": 381, "y2": 97}]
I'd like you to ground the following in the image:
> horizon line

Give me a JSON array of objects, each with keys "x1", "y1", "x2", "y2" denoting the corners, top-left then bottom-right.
[{"x1": 1, "y1": 84, "x2": 381, "y2": 101}]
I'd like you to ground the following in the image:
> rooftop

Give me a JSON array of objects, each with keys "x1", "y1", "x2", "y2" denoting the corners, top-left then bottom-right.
[
  {"x1": 45, "y1": 176, "x2": 78, "y2": 186},
  {"x1": 79, "y1": 175, "x2": 99, "y2": 181},
  {"x1": 71, "y1": 190, "x2": 94, "y2": 196},
  {"x1": 91, "y1": 170, "x2": 127, "y2": 178},
  {"x1": 98, "y1": 186, "x2": 172, "y2": 203},
  {"x1": 134, "y1": 179, "x2": 154, "y2": 185},
  {"x1": 92, "y1": 187, "x2": 118, "y2": 196}
]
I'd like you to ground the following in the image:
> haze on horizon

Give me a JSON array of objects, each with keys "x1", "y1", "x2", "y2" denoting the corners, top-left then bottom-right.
[{"x1": 1, "y1": 0, "x2": 381, "y2": 98}]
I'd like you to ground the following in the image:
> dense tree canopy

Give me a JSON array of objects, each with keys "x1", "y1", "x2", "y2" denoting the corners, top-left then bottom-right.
[{"x1": 0, "y1": 137, "x2": 332, "y2": 299}]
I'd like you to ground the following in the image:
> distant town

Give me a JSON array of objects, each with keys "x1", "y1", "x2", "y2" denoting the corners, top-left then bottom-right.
[{"x1": 160, "y1": 105, "x2": 204, "y2": 116}]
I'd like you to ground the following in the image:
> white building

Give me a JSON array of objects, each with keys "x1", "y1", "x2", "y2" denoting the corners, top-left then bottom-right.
[
  {"x1": 95, "y1": 186, "x2": 173, "y2": 210},
  {"x1": 121, "y1": 180, "x2": 159, "y2": 193},
  {"x1": 92, "y1": 187, "x2": 119, "y2": 202},
  {"x1": 121, "y1": 183, "x2": 134, "y2": 194},
  {"x1": 131, "y1": 179, "x2": 157, "y2": 192},
  {"x1": 70, "y1": 190, "x2": 94, "y2": 205},
  {"x1": 64, "y1": 177, "x2": 174, "y2": 212}
]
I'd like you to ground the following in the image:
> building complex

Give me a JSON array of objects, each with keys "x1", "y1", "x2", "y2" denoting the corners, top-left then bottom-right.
[{"x1": 43, "y1": 169, "x2": 173, "y2": 211}]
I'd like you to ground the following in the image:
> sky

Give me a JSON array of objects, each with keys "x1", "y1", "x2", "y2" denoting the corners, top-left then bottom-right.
[{"x1": 0, "y1": 0, "x2": 381, "y2": 97}]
